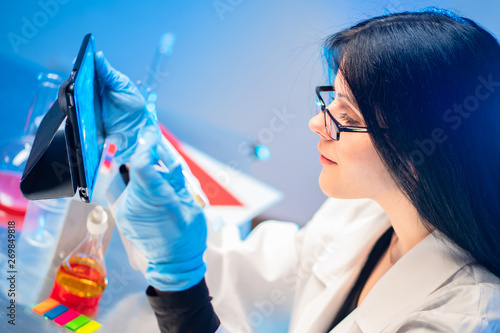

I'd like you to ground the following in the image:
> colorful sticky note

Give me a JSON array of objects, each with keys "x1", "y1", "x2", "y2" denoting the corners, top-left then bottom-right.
[
  {"x1": 32, "y1": 298, "x2": 59, "y2": 314},
  {"x1": 54, "y1": 309, "x2": 80, "y2": 325},
  {"x1": 76, "y1": 320, "x2": 102, "y2": 333},
  {"x1": 66, "y1": 315, "x2": 90, "y2": 331},
  {"x1": 44, "y1": 304, "x2": 69, "y2": 320}
]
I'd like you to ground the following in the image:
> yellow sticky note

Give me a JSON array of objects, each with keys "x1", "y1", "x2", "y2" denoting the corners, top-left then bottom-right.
[
  {"x1": 76, "y1": 320, "x2": 102, "y2": 333},
  {"x1": 32, "y1": 298, "x2": 60, "y2": 315}
]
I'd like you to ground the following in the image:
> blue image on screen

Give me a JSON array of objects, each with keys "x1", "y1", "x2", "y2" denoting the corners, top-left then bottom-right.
[{"x1": 73, "y1": 46, "x2": 103, "y2": 201}]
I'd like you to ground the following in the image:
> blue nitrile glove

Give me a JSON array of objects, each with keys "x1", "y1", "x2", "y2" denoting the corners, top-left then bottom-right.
[
  {"x1": 95, "y1": 51, "x2": 154, "y2": 164},
  {"x1": 115, "y1": 126, "x2": 207, "y2": 291}
]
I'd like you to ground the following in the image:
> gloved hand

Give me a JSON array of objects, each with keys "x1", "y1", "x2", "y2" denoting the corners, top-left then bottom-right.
[
  {"x1": 115, "y1": 126, "x2": 207, "y2": 291},
  {"x1": 95, "y1": 51, "x2": 154, "y2": 164}
]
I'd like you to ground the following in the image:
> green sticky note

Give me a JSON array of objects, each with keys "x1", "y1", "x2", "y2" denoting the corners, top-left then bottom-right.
[{"x1": 65, "y1": 315, "x2": 90, "y2": 331}]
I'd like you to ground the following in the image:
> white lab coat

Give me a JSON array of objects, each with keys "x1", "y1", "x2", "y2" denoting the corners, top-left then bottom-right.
[{"x1": 205, "y1": 198, "x2": 500, "y2": 332}]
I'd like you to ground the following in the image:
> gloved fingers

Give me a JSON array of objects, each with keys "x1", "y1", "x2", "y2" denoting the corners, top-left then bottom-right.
[
  {"x1": 95, "y1": 51, "x2": 127, "y2": 91},
  {"x1": 140, "y1": 130, "x2": 198, "y2": 205},
  {"x1": 129, "y1": 127, "x2": 177, "y2": 200},
  {"x1": 129, "y1": 127, "x2": 163, "y2": 180},
  {"x1": 94, "y1": 51, "x2": 145, "y2": 102},
  {"x1": 95, "y1": 51, "x2": 150, "y2": 159},
  {"x1": 166, "y1": 164, "x2": 188, "y2": 195},
  {"x1": 156, "y1": 134, "x2": 190, "y2": 173},
  {"x1": 155, "y1": 137, "x2": 194, "y2": 200},
  {"x1": 95, "y1": 51, "x2": 118, "y2": 89}
]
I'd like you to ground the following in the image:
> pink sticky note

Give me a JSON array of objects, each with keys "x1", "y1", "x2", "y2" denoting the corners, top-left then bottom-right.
[{"x1": 54, "y1": 309, "x2": 81, "y2": 325}]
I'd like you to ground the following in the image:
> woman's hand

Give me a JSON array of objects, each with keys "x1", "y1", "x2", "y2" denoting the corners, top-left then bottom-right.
[
  {"x1": 95, "y1": 51, "x2": 154, "y2": 164},
  {"x1": 115, "y1": 127, "x2": 207, "y2": 291}
]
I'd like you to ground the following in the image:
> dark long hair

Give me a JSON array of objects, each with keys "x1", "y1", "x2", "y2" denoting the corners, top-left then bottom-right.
[{"x1": 324, "y1": 9, "x2": 500, "y2": 277}]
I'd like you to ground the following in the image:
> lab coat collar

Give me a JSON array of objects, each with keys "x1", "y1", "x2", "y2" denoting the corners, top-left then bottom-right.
[
  {"x1": 312, "y1": 208, "x2": 391, "y2": 286},
  {"x1": 351, "y1": 230, "x2": 474, "y2": 333},
  {"x1": 293, "y1": 207, "x2": 391, "y2": 333}
]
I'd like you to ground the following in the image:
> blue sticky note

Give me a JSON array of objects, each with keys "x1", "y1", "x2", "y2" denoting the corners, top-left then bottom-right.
[{"x1": 44, "y1": 304, "x2": 69, "y2": 320}]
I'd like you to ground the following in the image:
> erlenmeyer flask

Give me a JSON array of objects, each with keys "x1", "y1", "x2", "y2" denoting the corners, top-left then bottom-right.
[{"x1": 50, "y1": 206, "x2": 109, "y2": 317}]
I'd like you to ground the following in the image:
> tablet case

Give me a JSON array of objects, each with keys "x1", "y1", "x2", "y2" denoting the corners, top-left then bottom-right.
[{"x1": 20, "y1": 78, "x2": 78, "y2": 200}]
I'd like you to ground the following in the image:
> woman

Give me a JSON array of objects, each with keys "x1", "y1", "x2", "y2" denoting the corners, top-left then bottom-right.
[{"x1": 98, "y1": 8, "x2": 500, "y2": 332}]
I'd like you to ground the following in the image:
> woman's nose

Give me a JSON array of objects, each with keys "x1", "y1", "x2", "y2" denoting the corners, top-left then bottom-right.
[{"x1": 309, "y1": 112, "x2": 330, "y2": 140}]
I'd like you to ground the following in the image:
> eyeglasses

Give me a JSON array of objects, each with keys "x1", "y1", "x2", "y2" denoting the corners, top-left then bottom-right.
[{"x1": 315, "y1": 86, "x2": 370, "y2": 141}]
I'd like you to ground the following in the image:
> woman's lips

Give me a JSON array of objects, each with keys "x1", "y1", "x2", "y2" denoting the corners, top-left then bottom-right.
[{"x1": 320, "y1": 154, "x2": 337, "y2": 165}]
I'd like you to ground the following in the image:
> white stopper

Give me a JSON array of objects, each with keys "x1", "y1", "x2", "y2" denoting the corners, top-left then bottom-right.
[{"x1": 87, "y1": 205, "x2": 108, "y2": 235}]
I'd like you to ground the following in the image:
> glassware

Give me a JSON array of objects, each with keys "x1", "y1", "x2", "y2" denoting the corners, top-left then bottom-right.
[
  {"x1": 137, "y1": 32, "x2": 208, "y2": 208},
  {"x1": 50, "y1": 206, "x2": 109, "y2": 317},
  {"x1": 16, "y1": 197, "x2": 70, "y2": 306},
  {"x1": 0, "y1": 73, "x2": 63, "y2": 229},
  {"x1": 22, "y1": 198, "x2": 70, "y2": 247}
]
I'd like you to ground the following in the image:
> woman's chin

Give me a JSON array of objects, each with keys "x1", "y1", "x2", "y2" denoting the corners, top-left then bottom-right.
[{"x1": 318, "y1": 170, "x2": 340, "y2": 198}]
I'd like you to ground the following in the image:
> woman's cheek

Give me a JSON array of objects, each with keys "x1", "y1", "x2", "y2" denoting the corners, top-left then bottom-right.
[{"x1": 338, "y1": 136, "x2": 391, "y2": 198}]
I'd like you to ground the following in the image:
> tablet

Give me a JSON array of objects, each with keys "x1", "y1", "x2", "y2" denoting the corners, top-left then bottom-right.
[{"x1": 20, "y1": 33, "x2": 104, "y2": 203}]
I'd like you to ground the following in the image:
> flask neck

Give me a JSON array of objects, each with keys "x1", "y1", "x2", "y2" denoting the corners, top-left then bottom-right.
[
  {"x1": 86, "y1": 231, "x2": 105, "y2": 245},
  {"x1": 73, "y1": 231, "x2": 106, "y2": 266}
]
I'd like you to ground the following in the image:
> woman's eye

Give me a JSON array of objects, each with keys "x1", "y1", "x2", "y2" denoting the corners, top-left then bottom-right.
[{"x1": 338, "y1": 113, "x2": 360, "y2": 126}]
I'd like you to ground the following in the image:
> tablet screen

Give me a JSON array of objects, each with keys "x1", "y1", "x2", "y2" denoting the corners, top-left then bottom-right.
[{"x1": 73, "y1": 39, "x2": 103, "y2": 202}]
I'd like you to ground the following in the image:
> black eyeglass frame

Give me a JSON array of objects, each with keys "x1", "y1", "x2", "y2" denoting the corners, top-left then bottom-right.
[{"x1": 316, "y1": 85, "x2": 371, "y2": 141}]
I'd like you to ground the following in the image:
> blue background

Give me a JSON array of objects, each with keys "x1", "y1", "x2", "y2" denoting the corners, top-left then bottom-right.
[{"x1": 1, "y1": 0, "x2": 499, "y2": 224}]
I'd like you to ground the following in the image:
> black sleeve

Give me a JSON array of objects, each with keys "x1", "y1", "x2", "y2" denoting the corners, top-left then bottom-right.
[{"x1": 146, "y1": 278, "x2": 221, "y2": 333}]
